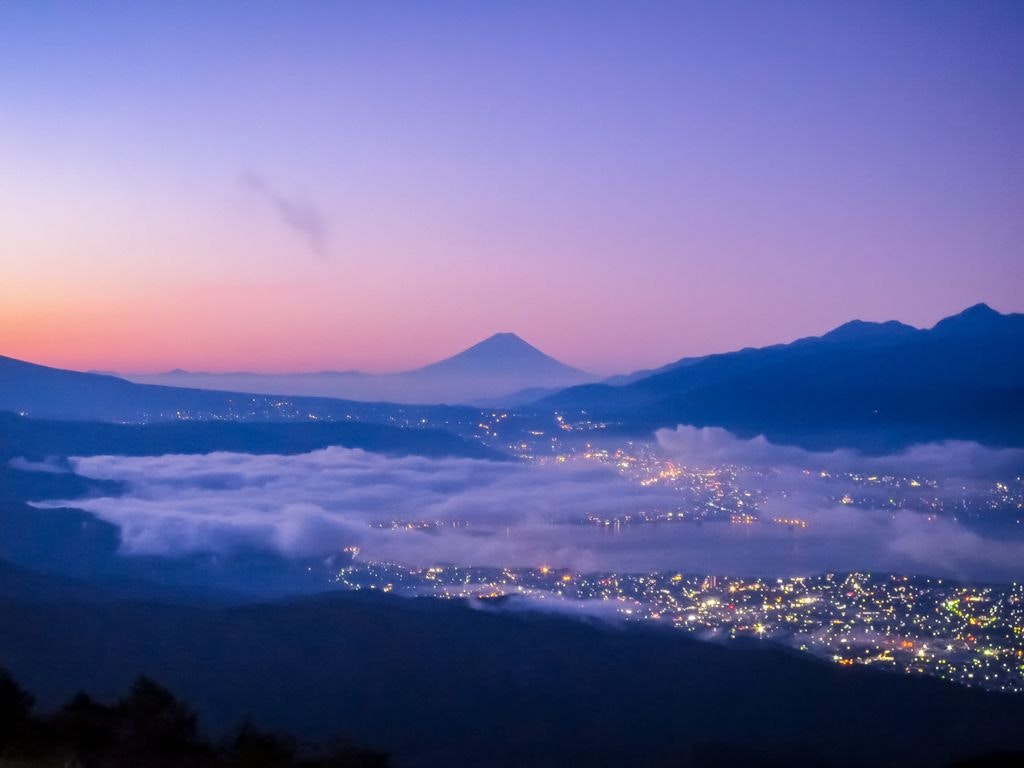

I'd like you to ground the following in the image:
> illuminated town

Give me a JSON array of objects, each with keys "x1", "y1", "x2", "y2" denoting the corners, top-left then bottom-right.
[
  {"x1": 334, "y1": 560, "x2": 1024, "y2": 695},
  {"x1": 149, "y1": 403, "x2": 1024, "y2": 695},
  {"x1": 328, "y1": 413, "x2": 1024, "y2": 695},
  {"x1": 517, "y1": 417, "x2": 1024, "y2": 528}
]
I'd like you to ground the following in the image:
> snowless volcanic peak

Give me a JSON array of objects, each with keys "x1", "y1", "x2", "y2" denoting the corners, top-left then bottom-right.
[{"x1": 413, "y1": 332, "x2": 590, "y2": 378}]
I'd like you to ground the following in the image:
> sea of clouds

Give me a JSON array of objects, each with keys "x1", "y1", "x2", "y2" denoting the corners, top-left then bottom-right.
[{"x1": 25, "y1": 426, "x2": 1024, "y2": 581}]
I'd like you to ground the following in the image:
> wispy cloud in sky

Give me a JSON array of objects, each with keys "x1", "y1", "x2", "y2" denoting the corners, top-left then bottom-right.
[{"x1": 241, "y1": 172, "x2": 330, "y2": 258}]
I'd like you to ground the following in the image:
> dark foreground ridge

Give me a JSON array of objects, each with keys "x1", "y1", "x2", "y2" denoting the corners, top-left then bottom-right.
[{"x1": 1, "y1": 563, "x2": 1024, "y2": 768}]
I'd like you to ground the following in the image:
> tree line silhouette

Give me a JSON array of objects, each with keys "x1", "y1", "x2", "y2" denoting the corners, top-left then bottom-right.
[{"x1": 0, "y1": 667, "x2": 390, "y2": 768}]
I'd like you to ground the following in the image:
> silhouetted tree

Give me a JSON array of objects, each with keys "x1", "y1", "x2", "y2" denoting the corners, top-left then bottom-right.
[
  {"x1": 50, "y1": 691, "x2": 120, "y2": 764},
  {"x1": 0, "y1": 666, "x2": 391, "y2": 767},
  {"x1": 0, "y1": 668, "x2": 34, "y2": 749},
  {"x1": 227, "y1": 721, "x2": 297, "y2": 767},
  {"x1": 115, "y1": 675, "x2": 208, "y2": 766},
  {"x1": 312, "y1": 740, "x2": 392, "y2": 768}
]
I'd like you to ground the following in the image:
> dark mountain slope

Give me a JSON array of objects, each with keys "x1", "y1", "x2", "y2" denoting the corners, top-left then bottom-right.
[
  {"x1": 0, "y1": 412, "x2": 499, "y2": 462},
  {"x1": 541, "y1": 305, "x2": 1024, "y2": 449},
  {"x1": 0, "y1": 355, "x2": 492, "y2": 428},
  {"x1": 0, "y1": 581, "x2": 1022, "y2": 768},
  {"x1": 0, "y1": 354, "x2": 369, "y2": 422}
]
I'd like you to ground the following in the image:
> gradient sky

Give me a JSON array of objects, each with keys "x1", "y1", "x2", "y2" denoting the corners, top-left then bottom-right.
[{"x1": 2, "y1": 1, "x2": 1022, "y2": 375}]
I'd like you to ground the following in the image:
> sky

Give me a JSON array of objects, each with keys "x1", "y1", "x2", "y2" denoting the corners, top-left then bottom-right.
[{"x1": 2, "y1": 1, "x2": 1022, "y2": 375}]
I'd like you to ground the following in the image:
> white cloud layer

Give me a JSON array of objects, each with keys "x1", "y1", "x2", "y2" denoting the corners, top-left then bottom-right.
[
  {"x1": 655, "y1": 425, "x2": 1024, "y2": 478},
  {"x1": 27, "y1": 432, "x2": 1024, "y2": 581}
]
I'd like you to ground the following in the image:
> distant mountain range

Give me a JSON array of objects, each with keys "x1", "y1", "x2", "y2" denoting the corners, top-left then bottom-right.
[
  {"x1": 539, "y1": 303, "x2": 1024, "y2": 449},
  {"x1": 0, "y1": 353, "x2": 499, "y2": 428},
  {"x1": 121, "y1": 332, "x2": 595, "y2": 405},
  {"x1": 2, "y1": 304, "x2": 1022, "y2": 449},
  {"x1": 0, "y1": 354, "x2": 348, "y2": 422}
]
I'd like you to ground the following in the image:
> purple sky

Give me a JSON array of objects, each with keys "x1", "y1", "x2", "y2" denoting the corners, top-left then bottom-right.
[{"x1": 1, "y1": 1, "x2": 1022, "y2": 375}]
